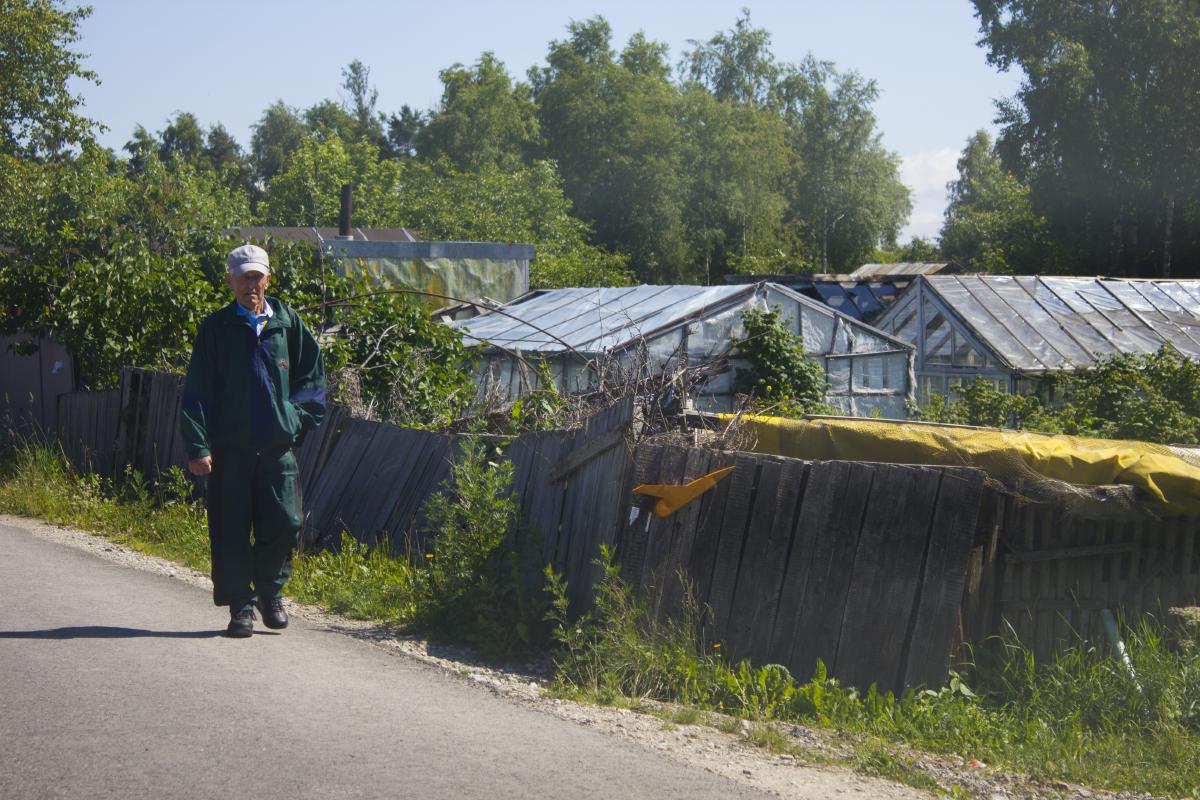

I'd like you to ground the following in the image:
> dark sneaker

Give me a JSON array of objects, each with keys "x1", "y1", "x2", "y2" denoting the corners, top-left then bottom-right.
[
  {"x1": 257, "y1": 595, "x2": 288, "y2": 630},
  {"x1": 227, "y1": 607, "x2": 255, "y2": 638}
]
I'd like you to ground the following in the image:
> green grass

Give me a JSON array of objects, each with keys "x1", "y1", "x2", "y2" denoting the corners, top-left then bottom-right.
[
  {"x1": 290, "y1": 533, "x2": 422, "y2": 621},
  {"x1": 4, "y1": 442, "x2": 1199, "y2": 797},
  {"x1": 545, "y1": 545, "x2": 1200, "y2": 798},
  {"x1": 0, "y1": 444, "x2": 212, "y2": 570}
]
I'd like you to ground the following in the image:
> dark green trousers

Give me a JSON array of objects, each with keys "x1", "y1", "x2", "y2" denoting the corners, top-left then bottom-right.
[{"x1": 206, "y1": 447, "x2": 302, "y2": 611}]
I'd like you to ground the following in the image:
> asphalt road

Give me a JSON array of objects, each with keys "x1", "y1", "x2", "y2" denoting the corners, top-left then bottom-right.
[{"x1": 0, "y1": 519, "x2": 770, "y2": 800}]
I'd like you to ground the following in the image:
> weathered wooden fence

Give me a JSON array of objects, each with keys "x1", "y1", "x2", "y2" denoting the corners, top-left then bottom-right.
[
  {"x1": 615, "y1": 445, "x2": 987, "y2": 694},
  {"x1": 43, "y1": 367, "x2": 1200, "y2": 690},
  {"x1": 962, "y1": 494, "x2": 1200, "y2": 663},
  {"x1": 56, "y1": 389, "x2": 120, "y2": 477}
]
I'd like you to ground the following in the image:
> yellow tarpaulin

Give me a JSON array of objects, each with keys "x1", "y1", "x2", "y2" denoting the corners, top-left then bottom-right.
[{"x1": 719, "y1": 415, "x2": 1200, "y2": 515}]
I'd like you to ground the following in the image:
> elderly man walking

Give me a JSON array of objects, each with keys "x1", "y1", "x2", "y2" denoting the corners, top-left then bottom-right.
[{"x1": 180, "y1": 244, "x2": 326, "y2": 637}]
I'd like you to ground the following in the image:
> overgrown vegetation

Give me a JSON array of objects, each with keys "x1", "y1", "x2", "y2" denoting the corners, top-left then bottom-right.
[
  {"x1": 416, "y1": 436, "x2": 546, "y2": 655},
  {"x1": 732, "y1": 306, "x2": 829, "y2": 417},
  {"x1": 3, "y1": 440, "x2": 1200, "y2": 795},
  {"x1": 547, "y1": 549, "x2": 1200, "y2": 797},
  {"x1": 915, "y1": 345, "x2": 1200, "y2": 444}
]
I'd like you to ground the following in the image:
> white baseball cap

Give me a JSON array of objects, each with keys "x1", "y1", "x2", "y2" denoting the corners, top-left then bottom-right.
[{"x1": 226, "y1": 244, "x2": 270, "y2": 276}]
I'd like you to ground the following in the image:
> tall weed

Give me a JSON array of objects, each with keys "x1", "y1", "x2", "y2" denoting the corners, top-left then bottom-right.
[
  {"x1": 417, "y1": 435, "x2": 546, "y2": 657},
  {"x1": 547, "y1": 548, "x2": 1200, "y2": 796}
]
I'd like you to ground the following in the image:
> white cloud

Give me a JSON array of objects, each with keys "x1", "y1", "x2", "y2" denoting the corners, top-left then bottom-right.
[{"x1": 899, "y1": 148, "x2": 960, "y2": 241}]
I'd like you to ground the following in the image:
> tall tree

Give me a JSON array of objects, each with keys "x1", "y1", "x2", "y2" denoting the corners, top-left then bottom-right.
[
  {"x1": 417, "y1": 52, "x2": 539, "y2": 171},
  {"x1": 0, "y1": 0, "x2": 97, "y2": 157},
  {"x1": 340, "y1": 59, "x2": 385, "y2": 147},
  {"x1": 381, "y1": 105, "x2": 426, "y2": 160},
  {"x1": 781, "y1": 57, "x2": 910, "y2": 272},
  {"x1": 249, "y1": 101, "x2": 305, "y2": 185},
  {"x1": 974, "y1": 0, "x2": 1200, "y2": 277},
  {"x1": 158, "y1": 111, "x2": 205, "y2": 165},
  {"x1": 677, "y1": 86, "x2": 797, "y2": 280},
  {"x1": 683, "y1": 13, "x2": 909, "y2": 273},
  {"x1": 303, "y1": 99, "x2": 358, "y2": 143},
  {"x1": 940, "y1": 130, "x2": 1052, "y2": 273},
  {"x1": 681, "y1": 8, "x2": 781, "y2": 108},
  {"x1": 532, "y1": 19, "x2": 690, "y2": 282}
]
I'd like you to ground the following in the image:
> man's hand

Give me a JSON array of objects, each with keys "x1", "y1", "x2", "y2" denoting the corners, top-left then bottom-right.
[{"x1": 188, "y1": 456, "x2": 213, "y2": 476}]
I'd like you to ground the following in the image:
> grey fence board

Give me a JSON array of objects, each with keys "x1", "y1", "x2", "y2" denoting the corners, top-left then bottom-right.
[
  {"x1": 623, "y1": 448, "x2": 988, "y2": 694},
  {"x1": 834, "y1": 465, "x2": 941, "y2": 691},
  {"x1": 56, "y1": 389, "x2": 120, "y2": 477}
]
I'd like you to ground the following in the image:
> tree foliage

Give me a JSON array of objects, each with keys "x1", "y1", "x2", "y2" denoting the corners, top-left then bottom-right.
[
  {"x1": 417, "y1": 52, "x2": 540, "y2": 171},
  {"x1": 533, "y1": 19, "x2": 691, "y2": 282},
  {"x1": 0, "y1": 0, "x2": 97, "y2": 157},
  {"x1": 973, "y1": 0, "x2": 1200, "y2": 278},
  {"x1": 683, "y1": 11, "x2": 910, "y2": 274}
]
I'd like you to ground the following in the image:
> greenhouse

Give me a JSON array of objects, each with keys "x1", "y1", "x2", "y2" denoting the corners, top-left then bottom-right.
[
  {"x1": 872, "y1": 275, "x2": 1200, "y2": 402},
  {"x1": 450, "y1": 282, "x2": 915, "y2": 418}
]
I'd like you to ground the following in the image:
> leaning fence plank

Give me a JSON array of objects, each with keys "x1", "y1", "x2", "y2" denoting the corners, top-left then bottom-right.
[
  {"x1": 567, "y1": 436, "x2": 633, "y2": 613},
  {"x1": 722, "y1": 459, "x2": 787, "y2": 660},
  {"x1": 731, "y1": 458, "x2": 807, "y2": 664},
  {"x1": 654, "y1": 447, "x2": 720, "y2": 620},
  {"x1": 706, "y1": 452, "x2": 761, "y2": 645},
  {"x1": 637, "y1": 445, "x2": 690, "y2": 603},
  {"x1": 684, "y1": 449, "x2": 737, "y2": 611},
  {"x1": 901, "y1": 468, "x2": 985, "y2": 690},
  {"x1": 834, "y1": 465, "x2": 941, "y2": 693},
  {"x1": 303, "y1": 418, "x2": 377, "y2": 544},
  {"x1": 784, "y1": 461, "x2": 873, "y2": 681},
  {"x1": 616, "y1": 444, "x2": 666, "y2": 590}
]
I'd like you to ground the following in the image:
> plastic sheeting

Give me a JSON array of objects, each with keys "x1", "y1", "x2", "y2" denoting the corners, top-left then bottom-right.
[
  {"x1": 903, "y1": 276, "x2": 1200, "y2": 373},
  {"x1": 456, "y1": 283, "x2": 915, "y2": 414},
  {"x1": 721, "y1": 415, "x2": 1200, "y2": 515},
  {"x1": 337, "y1": 256, "x2": 529, "y2": 305}
]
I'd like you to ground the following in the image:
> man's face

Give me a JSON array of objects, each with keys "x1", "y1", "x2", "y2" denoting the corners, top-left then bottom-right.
[{"x1": 226, "y1": 269, "x2": 269, "y2": 312}]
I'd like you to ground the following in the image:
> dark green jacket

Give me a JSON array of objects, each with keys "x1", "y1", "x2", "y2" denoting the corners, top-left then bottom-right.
[{"x1": 180, "y1": 296, "x2": 325, "y2": 459}]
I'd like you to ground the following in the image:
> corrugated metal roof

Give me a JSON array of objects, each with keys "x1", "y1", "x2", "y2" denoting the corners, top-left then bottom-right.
[
  {"x1": 850, "y1": 262, "x2": 960, "y2": 279},
  {"x1": 924, "y1": 275, "x2": 1200, "y2": 371},
  {"x1": 451, "y1": 284, "x2": 757, "y2": 353}
]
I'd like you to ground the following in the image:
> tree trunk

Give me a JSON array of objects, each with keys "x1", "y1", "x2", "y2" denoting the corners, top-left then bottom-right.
[
  {"x1": 1162, "y1": 191, "x2": 1175, "y2": 279},
  {"x1": 821, "y1": 202, "x2": 829, "y2": 272}
]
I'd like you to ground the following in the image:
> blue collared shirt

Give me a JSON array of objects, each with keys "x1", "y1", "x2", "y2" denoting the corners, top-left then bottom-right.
[{"x1": 235, "y1": 300, "x2": 274, "y2": 337}]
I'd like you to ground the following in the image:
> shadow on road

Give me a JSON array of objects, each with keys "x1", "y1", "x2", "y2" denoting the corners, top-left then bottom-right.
[{"x1": 0, "y1": 626, "x2": 227, "y2": 639}]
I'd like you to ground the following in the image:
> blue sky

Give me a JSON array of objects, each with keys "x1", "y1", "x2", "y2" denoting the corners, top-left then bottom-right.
[{"x1": 74, "y1": 0, "x2": 1020, "y2": 241}]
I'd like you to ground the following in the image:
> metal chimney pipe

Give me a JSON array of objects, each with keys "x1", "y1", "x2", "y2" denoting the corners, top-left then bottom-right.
[{"x1": 338, "y1": 184, "x2": 353, "y2": 239}]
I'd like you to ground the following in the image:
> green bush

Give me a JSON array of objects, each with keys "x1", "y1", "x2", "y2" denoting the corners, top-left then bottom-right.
[
  {"x1": 418, "y1": 435, "x2": 546, "y2": 656},
  {"x1": 732, "y1": 306, "x2": 829, "y2": 417},
  {"x1": 916, "y1": 346, "x2": 1200, "y2": 445}
]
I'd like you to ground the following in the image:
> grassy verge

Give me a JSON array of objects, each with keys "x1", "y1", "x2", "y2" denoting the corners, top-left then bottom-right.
[
  {"x1": 3, "y1": 441, "x2": 1198, "y2": 797},
  {"x1": 0, "y1": 439, "x2": 543, "y2": 657},
  {"x1": 545, "y1": 546, "x2": 1200, "y2": 798}
]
